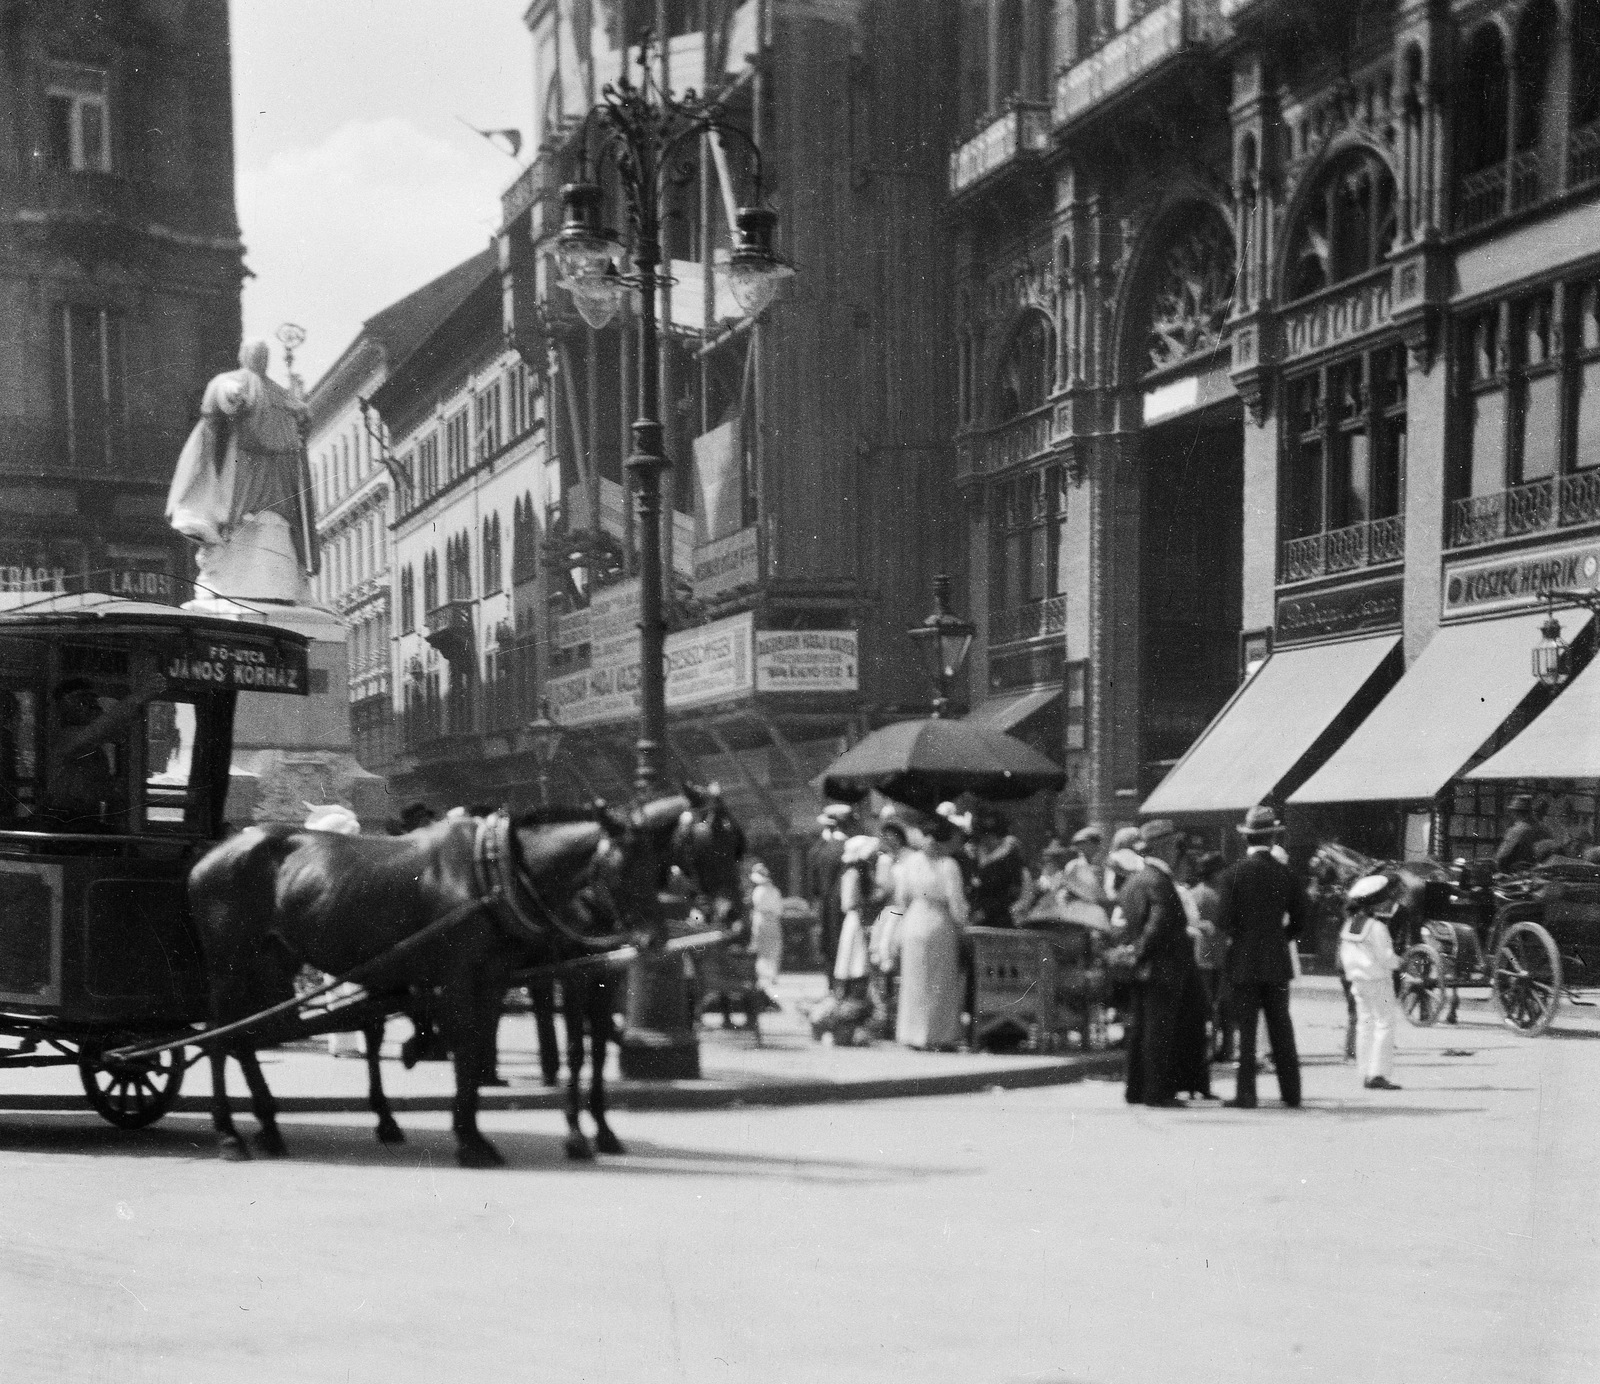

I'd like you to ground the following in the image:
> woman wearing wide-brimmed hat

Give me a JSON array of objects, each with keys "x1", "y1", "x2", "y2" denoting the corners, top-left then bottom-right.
[{"x1": 890, "y1": 811, "x2": 969, "y2": 1050}]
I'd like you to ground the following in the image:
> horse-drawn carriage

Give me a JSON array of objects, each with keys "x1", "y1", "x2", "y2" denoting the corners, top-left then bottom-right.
[
  {"x1": 1312, "y1": 843, "x2": 1600, "y2": 1036},
  {"x1": 0, "y1": 594, "x2": 310, "y2": 1127},
  {"x1": 0, "y1": 594, "x2": 750, "y2": 1164}
]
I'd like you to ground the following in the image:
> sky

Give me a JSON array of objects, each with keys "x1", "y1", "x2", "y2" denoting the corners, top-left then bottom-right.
[{"x1": 232, "y1": 0, "x2": 535, "y2": 389}]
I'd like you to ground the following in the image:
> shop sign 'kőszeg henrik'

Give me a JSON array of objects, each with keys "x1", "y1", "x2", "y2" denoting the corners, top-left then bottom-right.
[{"x1": 1443, "y1": 540, "x2": 1600, "y2": 618}]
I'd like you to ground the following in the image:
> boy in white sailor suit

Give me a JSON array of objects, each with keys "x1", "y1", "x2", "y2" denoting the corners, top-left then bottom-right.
[{"x1": 1341, "y1": 874, "x2": 1404, "y2": 1091}]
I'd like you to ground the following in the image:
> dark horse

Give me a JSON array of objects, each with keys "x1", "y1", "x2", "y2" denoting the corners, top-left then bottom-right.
[{"x1": 187, "y1": 786, "x2": 746, "y2": 1167}]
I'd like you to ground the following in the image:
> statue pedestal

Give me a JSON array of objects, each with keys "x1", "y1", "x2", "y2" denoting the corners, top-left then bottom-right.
[{"x1": 183, "y1": 596, "x2": 390, "y2": 830}]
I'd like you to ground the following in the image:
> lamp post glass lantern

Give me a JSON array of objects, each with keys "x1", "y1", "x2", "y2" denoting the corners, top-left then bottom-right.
[
  {"x1": 555, "y1": 41, "x2": 794, "y2": 799},
  {"x1": 525, "y1": 700, "x2": 564, "y2": 807},
  {"x1": 1533, "y1": 609, "x2": 1570, "y2": 688},
  {"x1": 909, "y1": 574, "x2": 976, "y2": 717}
]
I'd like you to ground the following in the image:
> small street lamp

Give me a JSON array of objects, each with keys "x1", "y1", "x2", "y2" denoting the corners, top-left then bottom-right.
[
  {"x1": 525, "y1": 700, "x2": 564, "y2": 808},
  {"x1": 1529, "y1": 588, "x2": 1600, "y2": 688},
  {"x1": 908, "y1": 574, "x2": 977, "y2": 718}
]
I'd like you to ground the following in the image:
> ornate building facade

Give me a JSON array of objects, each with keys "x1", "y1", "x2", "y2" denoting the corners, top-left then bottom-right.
[
  {"x1": 493, "y1": 0, "x2": 959, "y2": 884},
  {"x1": 306, "y1": 251, "x2": 494, "y2": 782},
  {"x1": 954, "y1": 0, "x2": 1600, "y2": 860},
  {"x1": 0, "y1": 0, "x2": 243, "y2": 606}
]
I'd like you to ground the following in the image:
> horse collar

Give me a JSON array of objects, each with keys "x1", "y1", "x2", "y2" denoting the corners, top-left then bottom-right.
[{"x1": 473, "y1": 812, "x2": 545, "y2": 946}]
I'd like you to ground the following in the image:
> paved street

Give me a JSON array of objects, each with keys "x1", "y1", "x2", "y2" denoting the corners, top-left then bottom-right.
[{"x1": 3, "y1": 986, "x2": 1598, "y2": 1384}]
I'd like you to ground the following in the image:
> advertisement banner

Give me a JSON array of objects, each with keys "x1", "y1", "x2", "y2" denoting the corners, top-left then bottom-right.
[
  {"x1": 693, "y1": 526, "x2": 760, "y2": 603},
  {"x1": 755, "y1": 629, "x2": 859, "y2": 693},
  {"x1": 546, "y1": 611, "x2": 755, "y2": 727}
]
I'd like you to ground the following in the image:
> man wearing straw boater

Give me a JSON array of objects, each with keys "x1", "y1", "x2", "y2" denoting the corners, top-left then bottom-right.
[{"x1": 1215, "y1": 805, "x2": 1310, "y2": 1109}]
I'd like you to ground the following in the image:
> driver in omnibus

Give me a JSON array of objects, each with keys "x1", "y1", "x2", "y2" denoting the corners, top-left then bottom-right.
[{"x1": 43, "y1": 669, "x2": 165, "y2": 831}]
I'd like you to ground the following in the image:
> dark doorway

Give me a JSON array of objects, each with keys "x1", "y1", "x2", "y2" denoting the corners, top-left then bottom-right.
[{"x1": 1139, "y1": 405, "x2": 1244, "y2": 795}]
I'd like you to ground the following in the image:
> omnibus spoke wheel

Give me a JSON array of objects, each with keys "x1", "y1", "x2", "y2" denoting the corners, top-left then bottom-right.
[
  {"x1": 1398, "y1": 944, "x2": 1448, "y2": 1027},
  {"x1": 1492, "y1": 922, "x2": 1562, "y2": 1037},
  {"x1": 79, "y1": 1040, "x2": 187, "y2": 1130}
]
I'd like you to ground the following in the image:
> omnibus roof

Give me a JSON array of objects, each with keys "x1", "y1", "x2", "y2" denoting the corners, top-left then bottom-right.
[{"x1": 0, "y1": 591, "x2": 309, "y2": 648}]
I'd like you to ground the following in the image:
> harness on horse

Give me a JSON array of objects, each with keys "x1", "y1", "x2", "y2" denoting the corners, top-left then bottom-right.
[{"x1": 471, "y1": 810, "x2": 631, "y2": 952}]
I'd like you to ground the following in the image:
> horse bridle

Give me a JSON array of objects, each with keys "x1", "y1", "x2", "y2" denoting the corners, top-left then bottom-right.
[{"x1": 472, "y1": 810, "x2": 643, "y2": 953}]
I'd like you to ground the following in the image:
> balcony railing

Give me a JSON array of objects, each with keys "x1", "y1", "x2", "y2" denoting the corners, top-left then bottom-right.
[
  {"x1": 1280, "y1": 515, "x2": 1405, "y2": 584},
  {"x1": 1448, "y1": 471, "x2": 1600, "y2": 548},
  {"x1": 1055, "y1": 0, "x2": 1225, "y2": 127},
  {"x1": 956, "y1": 404, "x2": 1056, "y2": 486},
  {"x1": 1456, "y1": 161, "x2": 1509, "y2": 233},
  {"x1": 1570, "y1": 119, "x2": 1600, "y2": 192},
  {"x1": 990, "y1": 594, "x2": 1068, "y2": 648},
  {"x1": 1510, "y1": 147, "x2": 1546, "y2": 212},
  {"x1": 949, "y1": 102, "x2": 1051, "y2": 196},
  {"x1": 500, "y1": 158, "x2": 552, "y2": 227},
  {"x1": 399, "y1": 645, "x2": 541, "y2": 755}
]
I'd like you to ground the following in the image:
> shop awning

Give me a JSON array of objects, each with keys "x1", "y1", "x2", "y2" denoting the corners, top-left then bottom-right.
[
  {"x1": 1468, "y1": 648, "x2": 1600, "y2": 779},
  {"x1": 1140, "y1": 633, "x2": 1401, "y2": 816},
  {"x1": 1290, "y1": 609, "x2": 1592, "y2": 804},
  {"x1": 969, "y1": 687, "x2": 1060, "y2": 733}
]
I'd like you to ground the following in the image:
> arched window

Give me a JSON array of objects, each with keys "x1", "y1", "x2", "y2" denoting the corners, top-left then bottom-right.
[
  {"x1": 1510, "y1": 0, "x2": 1559, "y2": 211},
  {"x1": 1145, "y1": 206, "x2": 1236, "y2": 372},
  {"x1": 482, "y1": 514, "x2": 502, "y2": 595},
  {"x1": 991, "y1": 311, "x2": 1053, "y2": 423},
  {"x1": 1285, "y1": 149, "x2": 1396, "y2": 301},
  {"x1": 1459, "y1": 25, "x2": 1509, "y2": 175},
  {"x1": 400, "y1": 566, "x2": 415, "y2": 633}
]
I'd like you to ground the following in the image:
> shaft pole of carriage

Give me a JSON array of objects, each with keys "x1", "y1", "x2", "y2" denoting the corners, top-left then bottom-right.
[{"x1": 102, "y1": 892, "x2": 499, "y2": 1064}]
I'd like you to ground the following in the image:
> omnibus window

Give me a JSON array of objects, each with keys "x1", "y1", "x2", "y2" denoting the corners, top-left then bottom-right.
[
  {"x1": 0, "y1": 687, "x2": 39, "y2": 822},
  {"x1": 144, "y1": 700, "x2": 196, "y2": 828}
]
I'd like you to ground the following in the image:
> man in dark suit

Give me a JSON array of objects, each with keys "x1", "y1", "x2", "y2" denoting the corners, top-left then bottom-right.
[
  {"x1": 1118, "y1": 818, "x2": 1208, "y2": 1107},
  {"x1": 1216, "y1": 805, "x2": 1309, "y2": 1108}
]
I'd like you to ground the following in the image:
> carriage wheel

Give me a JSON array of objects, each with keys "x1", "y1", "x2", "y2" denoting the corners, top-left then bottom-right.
[
  {"x1": 1398, "y1": 944, "x2": 1448, "y2": 1027},
  {"x1": 78, "y1": 1041, "x2": 187, "y2": 1130},
  {"x1": 1492, "y1": 922, "x2": 1563, "y2": 1037}
]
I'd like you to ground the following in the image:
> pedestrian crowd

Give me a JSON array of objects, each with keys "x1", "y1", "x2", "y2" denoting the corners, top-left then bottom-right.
[{"x1": 775, "y1": 797, "x2": 1409, "y2": 1109}]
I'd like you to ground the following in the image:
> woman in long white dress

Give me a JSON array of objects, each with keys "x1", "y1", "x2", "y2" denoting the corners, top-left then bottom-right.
[{"x1": 893, "y1": 822, "x2": 969, "y2": 1050}]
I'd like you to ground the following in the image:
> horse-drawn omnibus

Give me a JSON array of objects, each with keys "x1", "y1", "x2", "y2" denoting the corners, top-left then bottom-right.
[{"x1": 0, "y1": 591, "x2": 310, "y2": 1128}]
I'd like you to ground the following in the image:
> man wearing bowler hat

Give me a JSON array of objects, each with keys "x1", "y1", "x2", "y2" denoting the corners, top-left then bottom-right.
[
  {"x1": 1216, "y1": 805, "x2": 1310, "y2": 1108},
  {"x1": 1495, "y1": 793, "x2": 1550, "y2": 873}
]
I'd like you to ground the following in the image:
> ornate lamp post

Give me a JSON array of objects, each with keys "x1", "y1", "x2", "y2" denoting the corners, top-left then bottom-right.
[
  {"x1": 555, "y1": 45, "x2": 793, "y2": 796},
  {"x1": 524, "y1": 700, "x2": 564, "y2": 808},
  {"x1": 555, "y1": 45, "x2": 793, "y2": 1081},
  {"x1": 908, "y1": 574, "x2": 977, "y2": 717}
]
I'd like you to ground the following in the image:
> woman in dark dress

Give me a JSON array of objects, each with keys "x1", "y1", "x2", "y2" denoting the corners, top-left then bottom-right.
[{"x1": 1118, "y1": 820, "x2": 1210, "y2": 1107}]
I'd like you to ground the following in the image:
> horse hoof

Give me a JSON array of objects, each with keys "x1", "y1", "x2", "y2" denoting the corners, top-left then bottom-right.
[
  {"x1": 456, "y1": 1142, "x2": 505, "y2": 1170},
  {"x1": 218, "y1": 1136, "x2": 251, "y2": 1162},
  {"x1": 594, "y1": 1128, "x2": 625, "y2": 1156},
  {"x1": 565, "y1": 1133, "x2": 595, "y2": 1162},
  {"x1": 253, "y1": 1128, "x2": 287, "y2": 1159},
  {"x1": 376, "y1": 1120, "x2": 406, "y2": 1145}
]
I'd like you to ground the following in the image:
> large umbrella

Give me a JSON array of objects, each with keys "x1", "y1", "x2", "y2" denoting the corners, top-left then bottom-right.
[{"x1": 817, "y1": 717, "x2": 1066, "y2": 809}]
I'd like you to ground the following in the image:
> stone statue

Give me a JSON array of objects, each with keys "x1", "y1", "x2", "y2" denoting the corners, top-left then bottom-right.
[{"x1": 166, "y1": 339, "x2": 320, "y2": 604}]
